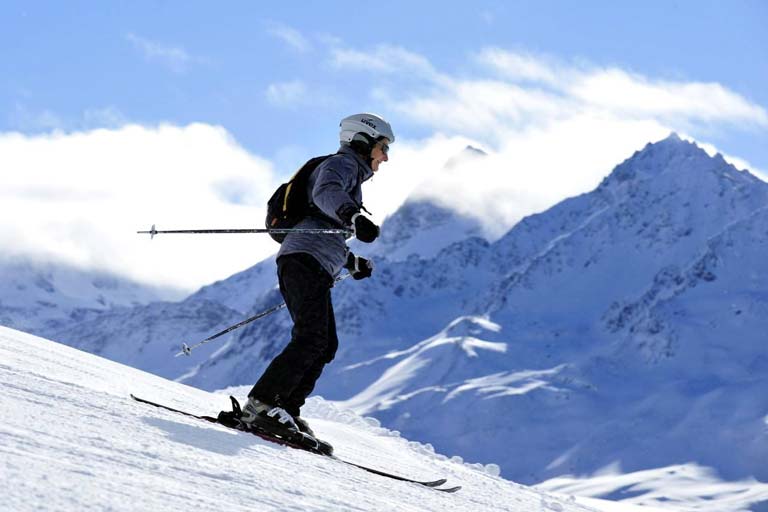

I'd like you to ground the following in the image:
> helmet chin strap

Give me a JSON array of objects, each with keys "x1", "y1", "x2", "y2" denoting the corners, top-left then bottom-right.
[
  {"x1": 349, "y1": 133, "x2": 377, "y2": 165},
  {"x1": 366, "y1": 147, "x2": 377, "y2": 170}
]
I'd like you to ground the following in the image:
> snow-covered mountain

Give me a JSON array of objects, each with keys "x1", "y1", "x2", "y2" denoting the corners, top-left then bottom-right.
[
  {"x1": 43, "y1": 296, "x2": 244, "y2": 379},
  {"x1": 187, "y1": 255, "x2": 277, "y2": 314},
  {"x1": 1, "y1": 325, "x2": 608, "y2": 512},
  {"x1": 0, "y1": 256, "x2": 183, "y2": 333},
  {"x1": 359, "y1": 145, "x2": 488, "y2": 262},
  {"x1": 3, "y1": 134, "x2": 768, "y2": 510},
  {"x1": 0, "y1": 256, "x2": 244, "y2": 381},
  {"x1": 361, "y1": 198, "x2": 485, "y2": 262}
]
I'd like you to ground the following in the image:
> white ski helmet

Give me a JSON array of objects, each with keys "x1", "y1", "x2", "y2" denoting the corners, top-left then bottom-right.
[{"x1": 339, "y1": 113, "x2": 395, "y2": 145}]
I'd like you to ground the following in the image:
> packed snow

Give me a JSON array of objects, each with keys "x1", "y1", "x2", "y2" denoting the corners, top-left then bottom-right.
[{"x1": 1, "y1": 325, "x2": 613, "y2": 512}]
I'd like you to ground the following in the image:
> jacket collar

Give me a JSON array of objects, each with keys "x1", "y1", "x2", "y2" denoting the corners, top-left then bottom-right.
[{"x1": 338, "y1": 145, "x2": 374, "y2": 182}]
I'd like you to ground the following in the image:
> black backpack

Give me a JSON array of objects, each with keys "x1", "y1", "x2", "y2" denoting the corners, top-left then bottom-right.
[{"x1": 265, "y1": 154, "x2": 334, "y2": 243}]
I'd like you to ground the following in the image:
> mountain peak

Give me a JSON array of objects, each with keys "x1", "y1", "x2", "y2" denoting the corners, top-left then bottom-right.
[
  {"x1": 463, "y1": 145, "x2": 488, "y2": 156},
  {"x1": 602, "y1": 133, "x2": 736, "y2": 188},
  {"x1": 364, "y1": 199, "x2": 484, "y2": 261},
  {"x1": 643, "y1": 132, "x2": 702, "y2": 158},
  {"x1": 443, "y1": 145, "x2": 488, "y2": 170}
]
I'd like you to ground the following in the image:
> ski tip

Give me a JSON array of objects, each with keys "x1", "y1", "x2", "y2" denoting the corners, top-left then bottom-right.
[
  {"x1": 436, "y1": 485, "x2": 462, "y2": 493},
  {"x1": 422, "y1": 478, "x2": 448, "y2": 487}
]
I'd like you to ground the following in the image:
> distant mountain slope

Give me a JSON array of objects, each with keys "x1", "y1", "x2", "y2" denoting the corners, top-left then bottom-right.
[
  {"x1": 43, "y1": 297, "x2": 243, "y2": 379},
  {"x1": 362, "y1": 199, "x2": 485, "y2": 262},
  {"x1": 186, "y1": 255, "x2": 277, "y2": 314},
  {"x1": 0, "y1": 256, "x2": 183, "y2": 333}
]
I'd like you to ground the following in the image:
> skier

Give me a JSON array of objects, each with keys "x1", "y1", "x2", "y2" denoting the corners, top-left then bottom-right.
[{"x1": 240, "y1": 113, "x2": 394, "y2": 448}]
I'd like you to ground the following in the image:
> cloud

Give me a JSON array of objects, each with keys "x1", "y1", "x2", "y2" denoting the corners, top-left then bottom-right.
[
  {"x1": 125, "y1": 33, "x2": 193, "y2": 73},
  {"x1": 476, "y1": 47, "x2": 560, "y2": 85},
  {"x1": 333, "y1": 45, "x2": 768, "y2": 238},
  {"x1": 567, "y1": 69, "x2": 768, "y2": 126},
  {"x1": 82, "y1": 107, "x2": 129, "y2": 129},
  {"x1": 381, "y1": 80, "x2": 568, "y2": 139},
  {"x1": 374, "y1": 48, "x2": 768, "y2": 146},
  {"x1": 331, "y1": 44, "x2": 441, "y2": 80},
  {"x1": 265, "y1": 22, "x2": 312, "y2": 53},
  {"x1": 266, "y1": 80, "x2": 309, "y2": 107},
  {"x1": 476, "y1": 49, "x2": 768, "y2": 128},
  {"x1": 9, "y1": 103, "x2": 65, "y2": 132},
  {"x1": 0, "y1": 124, "x2": 279, "y2": 291},
  {"x1": 10, "y1": 104, "x2": 130, "y2": 133},
  {"x1": 265, "y1": 80, "x2": 338, "y2": 109}
]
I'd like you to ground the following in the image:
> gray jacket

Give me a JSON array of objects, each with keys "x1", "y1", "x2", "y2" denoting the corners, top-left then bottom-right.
[{"x1": 277, "y1": 145, "x2": 374, "y2": 278}]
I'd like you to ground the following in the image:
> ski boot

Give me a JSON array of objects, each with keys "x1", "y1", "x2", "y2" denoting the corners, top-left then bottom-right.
[{"x1": 294, "y1": 416, "x2": 334, "y2": 455}]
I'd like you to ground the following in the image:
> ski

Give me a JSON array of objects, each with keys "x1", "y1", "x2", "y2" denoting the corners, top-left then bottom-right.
[
  {"x1": 130, "y1": 394, "x2": 318, "y2": 451},
  {"x1": 130, "y1": 394, "x2": 461, "y2": 493}
]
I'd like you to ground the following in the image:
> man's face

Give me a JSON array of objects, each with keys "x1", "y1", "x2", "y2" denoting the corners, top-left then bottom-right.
[{"x1": 370, "y1": 138, "x2": 390, "y2": 172}]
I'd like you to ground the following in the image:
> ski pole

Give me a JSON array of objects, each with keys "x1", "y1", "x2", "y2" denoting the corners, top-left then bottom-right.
[
  {"x1": 138, "y1": 224, "x2": 351, "y2": 239},
  {"x1": 174, "y1": 274, "x2": 351, "y2": 357},
  {"x1": 175, "y1": 302, "x2": 286, "y2": 357}
]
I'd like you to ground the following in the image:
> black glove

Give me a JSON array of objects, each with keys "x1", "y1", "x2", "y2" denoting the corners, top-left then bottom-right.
[
  {"x1": 351, "y1": 213, "x2": 379, "y2": 243},
  {"x1": 338, "y1": 205, "x2": 380, "y2": 243},
  {"x1": 344, "y1": 252, "x2": 374, "y2": 280}
]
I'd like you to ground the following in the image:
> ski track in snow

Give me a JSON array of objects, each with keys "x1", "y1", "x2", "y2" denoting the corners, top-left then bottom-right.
[{"x1": 0, "y1": 326, "x2": 603, "y2": 512}]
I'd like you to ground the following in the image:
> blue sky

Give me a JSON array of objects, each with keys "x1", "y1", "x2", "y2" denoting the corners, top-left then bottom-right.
[
  {"x1": 2, "y1": 1, "x2": 767, "y2": 290},
  {"x1": 3, "y1": 1, "x2": 767, "y2": 170}
]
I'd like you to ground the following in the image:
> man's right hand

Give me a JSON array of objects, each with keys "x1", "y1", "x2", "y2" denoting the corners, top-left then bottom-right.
[{"x1": 338, "y1": 204, "x2": 380, "y2": 243}]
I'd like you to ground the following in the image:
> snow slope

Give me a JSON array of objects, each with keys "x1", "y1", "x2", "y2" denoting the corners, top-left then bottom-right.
[
  {"x1": 0, "y1": 325, "x2": 606, "y2": 512},
  {"x1": 537, "y1": 464, "x2": 768, "y2": 512}
]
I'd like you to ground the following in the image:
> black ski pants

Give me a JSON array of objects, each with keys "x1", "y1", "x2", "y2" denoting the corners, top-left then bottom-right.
[{"x1": 249, "y1": 252, "x2": 338, "y2": 417}]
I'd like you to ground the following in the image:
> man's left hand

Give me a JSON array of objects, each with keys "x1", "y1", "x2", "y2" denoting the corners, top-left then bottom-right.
[{"x1": 344, "y1": 252, "x2": 374, "y2": 280}]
